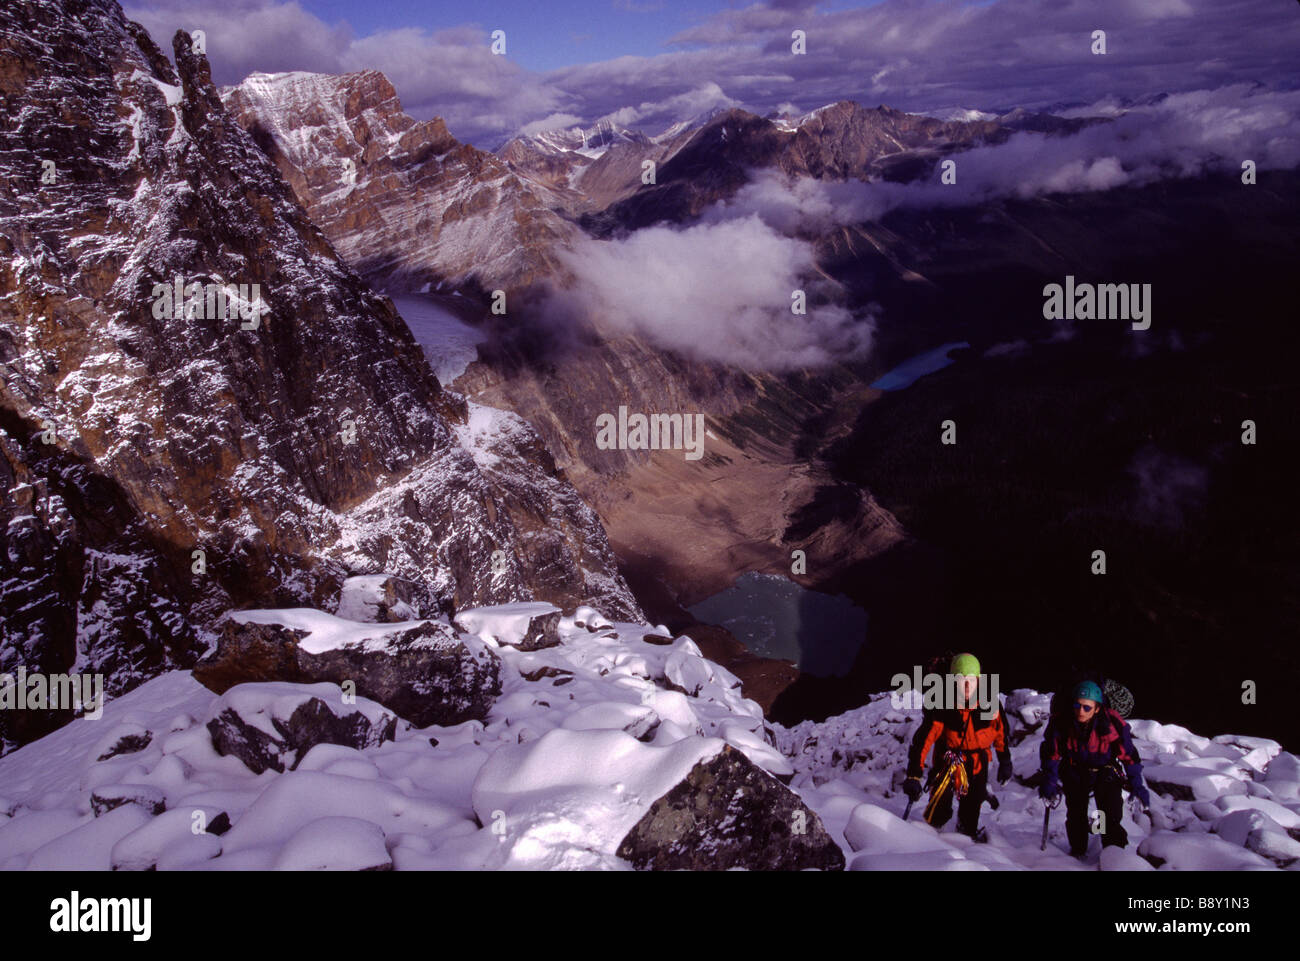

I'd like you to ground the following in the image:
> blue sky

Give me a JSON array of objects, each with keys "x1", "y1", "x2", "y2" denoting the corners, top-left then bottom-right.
[
  {"x1": 289, "y1": 1, "x2": 878, "y2": 72},
  {"x1": 291, "y1": 0, "x2": 718, "y2": 71},
  {"x1": 125, "y1": 0, "x2": 1300, "y2": 148}
]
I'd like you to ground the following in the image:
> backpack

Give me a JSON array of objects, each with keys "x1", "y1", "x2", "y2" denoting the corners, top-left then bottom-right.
[
  {"x1": 1103, "y1": 678, "x2": 1134, "y2": 718},
  {"x1": 1050, "y1": 670, "x2": 1134, "y2": 723},
  {"x1": 919, "y1": 651, "x2": 957, "y2": 717}
]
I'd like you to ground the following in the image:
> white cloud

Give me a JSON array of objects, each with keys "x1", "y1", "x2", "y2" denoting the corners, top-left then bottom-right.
[
  {"x1": 551, "y1": 217, "x2": 873, "y2": 371},
  {"x1": 594, "y1": 82, "x2": 740, "y2": 130},
  {"x1": 518, "y1": 113, "x2": 586, "y2": 137}
]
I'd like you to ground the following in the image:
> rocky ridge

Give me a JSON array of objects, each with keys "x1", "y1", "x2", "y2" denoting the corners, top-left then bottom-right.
[
  {"x1": 0, "y1": 0, "x2": 639, "y2": 752},
  {"x1": 222, "y1": 70, "x2": 581, "y2": 292}
]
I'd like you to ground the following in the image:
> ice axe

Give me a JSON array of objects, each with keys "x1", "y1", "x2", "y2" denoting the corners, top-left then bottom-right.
[
  {"x1": 1040, "y1": 794, "x2": 1062, "y2": 851},
  {"x1": 901, "y1": 775, "x2": 925, "y2": 821}
]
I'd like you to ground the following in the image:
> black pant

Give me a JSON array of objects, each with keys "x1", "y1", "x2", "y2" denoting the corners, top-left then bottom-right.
[
  {"x1": 927, "y1": 753, "x2": 988, "y2": 836},
  {"x1": 1062, "y1": 763, "x2": 1128, "y2": 854}
]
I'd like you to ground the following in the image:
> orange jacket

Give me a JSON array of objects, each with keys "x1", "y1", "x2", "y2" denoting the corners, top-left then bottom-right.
[{"x1": 907, "y1": 707, "x2": 1009, "y2": 778}]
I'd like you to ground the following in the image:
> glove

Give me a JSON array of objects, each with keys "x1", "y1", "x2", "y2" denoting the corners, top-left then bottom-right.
[
  {"x1": 903, "y1": 777, "x2": 923, "y2": 802},
  {"x1": 997, "y1": 752, "x2": 1012, "y2": 784},
  {"x1": 1125, "y1": 763, "x2": 1150, "y2": 807},
  {"x1": 1039, "y1": 759, "x2": 1061, "y2": 800}
]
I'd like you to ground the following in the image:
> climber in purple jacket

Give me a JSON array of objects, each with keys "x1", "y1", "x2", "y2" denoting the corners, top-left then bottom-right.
[{"x1": 1039, "y1": 681, "x2": 1150, "y2": 857}]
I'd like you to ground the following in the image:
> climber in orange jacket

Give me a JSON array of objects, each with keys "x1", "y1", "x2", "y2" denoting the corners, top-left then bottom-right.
[{"x1": 902, "y1": 653, "x2": 1012, "y2": 839}]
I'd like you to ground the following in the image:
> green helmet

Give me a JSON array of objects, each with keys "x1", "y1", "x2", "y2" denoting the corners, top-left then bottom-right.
[{"x1": 950, "y1": 653, "x2": 981, "y2": 676}]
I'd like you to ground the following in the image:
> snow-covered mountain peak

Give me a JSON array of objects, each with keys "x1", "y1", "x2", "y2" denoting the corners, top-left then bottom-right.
[{"x1": 224, "y1": 69, "x2": 574, "y2": 291}]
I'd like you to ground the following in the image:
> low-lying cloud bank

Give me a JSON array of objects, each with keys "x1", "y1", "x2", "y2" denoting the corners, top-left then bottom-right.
[
  {"x1": 706, "y1": 85, "x2": 1300, "y2": 233},
  {"x1": 553, "y1": 218, "x2": 873, "y2": 372},
  {"x1": 548, "y1": 85, "x2": 1296, "y2": 372}
]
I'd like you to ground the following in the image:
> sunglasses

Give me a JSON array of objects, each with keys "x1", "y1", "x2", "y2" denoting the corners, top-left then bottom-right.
[{"x1": 1073, "y1": 702, "x2": 1097, "y2": 713}]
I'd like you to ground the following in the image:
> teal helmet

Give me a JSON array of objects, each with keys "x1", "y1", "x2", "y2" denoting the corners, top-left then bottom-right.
[{"x1": 1073, "y1": 680, "x2": 1104, "y2": 704}]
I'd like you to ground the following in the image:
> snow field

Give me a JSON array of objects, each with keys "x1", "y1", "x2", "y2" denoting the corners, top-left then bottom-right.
[
  {"x1": 0, "y1": 605, "x2": 1296, "y2": 871},
  {"x1": 778, "y1": 691, "x2": 1299, "y2": 871}
]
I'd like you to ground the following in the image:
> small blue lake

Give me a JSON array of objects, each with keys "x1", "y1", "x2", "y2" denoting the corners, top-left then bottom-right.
[
  {"x1": 687, "y1": 572, "x2": 869, "y2": 678},
  {"x1": 870, "y1": 341, "x2": 970, "y2": 391}
]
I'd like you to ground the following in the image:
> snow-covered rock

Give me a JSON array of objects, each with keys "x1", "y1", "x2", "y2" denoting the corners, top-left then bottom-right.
[
  {"x1": 90, "y1": 783, "x2": 167, "y2": 818},
  {"x1": 205, "y1": 682, "x2": 398, "y2": 774},
  {"x1": 573, "y1": 606, "x2": 612, "y2": 631},
  {"x1": 1, "y1": 602, "x2": 1297, "y2": 872},
  {"x1": 454, "y1": 603, "x2": 562, "y2": 650},
  {"x1": 335, "y1": 575, "x2": 439, "y2": 623},
  {"x1": 1213, "y1": 806, "x2": 1300, "y2": 865},
  {"x1": 110, "y1": 806, "x2": 229, "y2": 871},
  {"x1": 1100, "y1": 846, "x2": 1155, "y2": 871},
  {"x1": 195, "y1": 612, "x2": 502, "y2": 729},
  {"x1": 1144, "y1": 765, "x2": 1248, "y2": 802},
  {"x1": 664, "y1": 637, "x2": 714, "y2": 696},
  {"x1": 1138, "y1": 831, "x2": 1274, "y2": 870},
  {"x1": 614, "y1": 744, "x2": 844, "y2": 871},
  {"x1": 1214, "y1": 795, "x2": 1300, "y2": 829},
  {"x1": 844, "y1": 802, "x2": 948, "y2": 855},
  {"x1": 273, "y1": 817, "x2": 392, "y2": 871},
  {"x1": 25, "y1": 805, "x2": 156, "y2": 871},
  {"x1": 469, "y1": 727, "x2": 723, "y2": 869}
]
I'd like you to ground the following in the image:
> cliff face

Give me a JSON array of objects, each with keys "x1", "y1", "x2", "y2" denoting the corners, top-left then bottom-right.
[
  {"x1": 0, "y1": 0, "x2": 639, "y2": 752},
  {"x1": 222, "y1": 70, "x2": 580, "y2": 292},
  {"x1": 220, "y1": 71, "x2": 916, "y2": 621}
]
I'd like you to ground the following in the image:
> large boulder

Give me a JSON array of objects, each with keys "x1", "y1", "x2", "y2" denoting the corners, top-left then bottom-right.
[
  {"x1": 110, "y1": 806, "x2": 229, "y2": 871},
  {"x1": 616, "y1": 744, "x2": 845, "y2": 871},
  {"x1": 272, "y1": 817, "x2": 393, "y2": 871},
  {"x1": 205, "y1": 682, "x2": 398, "y2": 774},
  {"x1": 663, "y1": 637, "x2": 715, "y2": 696},
  {"x1": 1213, "y1": 808, "x2": 1300, "y2": 866},
  {"x1": 193, "y1": 615, "x2": 501, "y2": 728},
  {"x1": 90, "y1": 783, "x2": 167, "y2": 818},
  {"x1": 843, "y1": 802, "x2": 947, "y2": 855},
  {"x1": 454, "y1": 603, "x2": 562, "y2": 651},
  {"x1": 1144, "y1": 765, "x2": 1248, "y2": 802}
]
